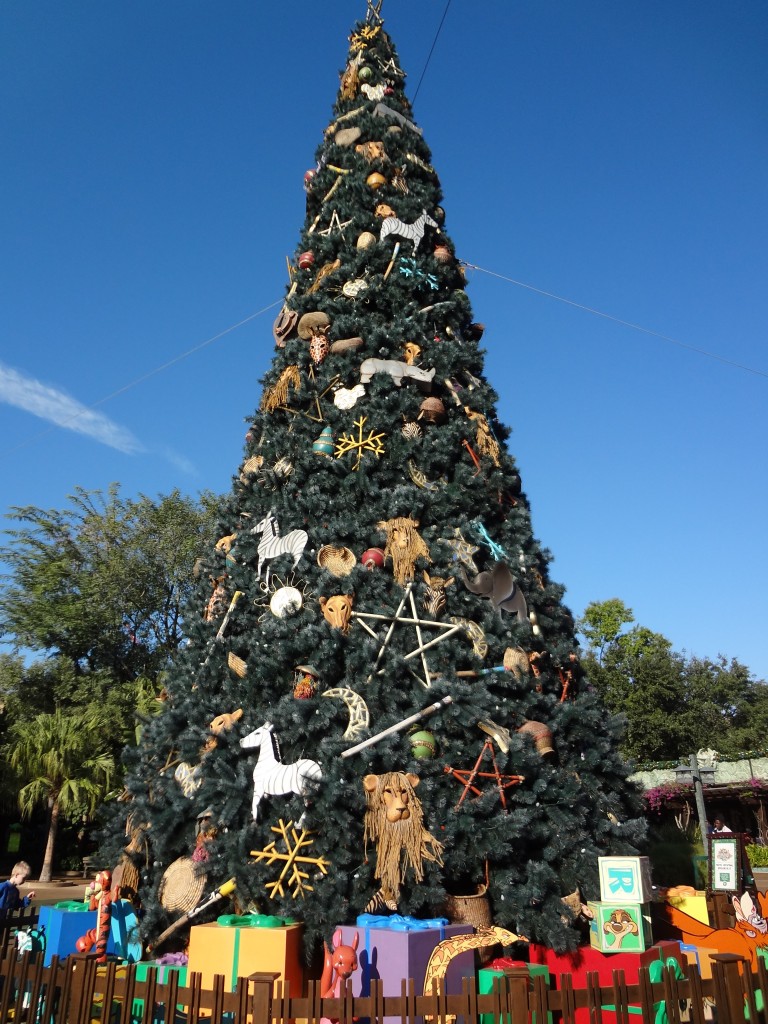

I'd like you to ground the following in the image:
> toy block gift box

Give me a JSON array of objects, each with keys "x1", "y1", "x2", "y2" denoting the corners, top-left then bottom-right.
[
  {"x1": 37, "y1": 901, "x2": 98, "y2": 967},
  {"x1": 598, "y1": 857, "x2": 653, "y2": 905},
  {"x1": 588, "y1": 902, "x2": 653, "y2": 954},
  {"x1": 335, "y1": 914, "x2": 474, "y2": 1007},
  {"x1": 186, "y1": 914, "x2": 303, "y2": 993}
]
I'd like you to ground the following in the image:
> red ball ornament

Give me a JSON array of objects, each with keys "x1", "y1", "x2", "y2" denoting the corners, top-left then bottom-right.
[
  {"x1": 361, "y1": 547, "x2": 385, "y2": 570},
  {"x1": 298, "y1": 251, "x2": 315, "y2": 270},
  {"x1": 304, "y1": 168, "x2": 317, "y2": 189}
]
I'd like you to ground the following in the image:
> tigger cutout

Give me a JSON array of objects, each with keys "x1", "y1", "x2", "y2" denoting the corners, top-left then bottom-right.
[{"x1": 663, "y1": 890, "x2": 768, "y2": 969}]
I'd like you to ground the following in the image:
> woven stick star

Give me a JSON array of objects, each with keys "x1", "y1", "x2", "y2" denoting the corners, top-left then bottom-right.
[
  {"x1": 317, "y1": 211, "x2": 353, "y2": 238},
  {"x1": 353, "y1": 582, "x2": 467, "y2": 689},
  {"x1": 250, "y1": 819, "x2": 330, "y2": 899},
  {"x1": 445, "y1": 739, "x2": 524, "y2": 811},
  {"x1": 335, "y1": 415, "x2": 385, "y2": 470}
]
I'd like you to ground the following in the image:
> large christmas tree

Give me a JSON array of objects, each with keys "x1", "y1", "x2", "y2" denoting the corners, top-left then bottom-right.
[{"x1": 119, "y1": 5, "x2": 645, "y2": 955}]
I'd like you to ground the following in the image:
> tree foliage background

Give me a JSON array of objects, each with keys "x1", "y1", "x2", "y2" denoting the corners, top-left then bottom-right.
[
  {"x1": 579, "y1": 599, "x2": 768, "y2": 763},
  {"x1": 0, "y1": 485, "x2": 217, "y2": 871}
]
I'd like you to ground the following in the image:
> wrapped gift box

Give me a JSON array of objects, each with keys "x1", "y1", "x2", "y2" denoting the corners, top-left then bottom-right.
[
  {"x1": 134, "y1": 960, "x2": 188, "y2": 986},
  {"x1": 666, "y1": 892, "x2": 708, "y2": 925},
  {"x1": 588, "y1": 902, "x2": 652, "y2": 954},
  {"x1": 37, "y1": 902, "x2": 99, "y2": 967},
  {"x1": 335, "y1": 915, "x2": 474, "y2": 1017},
  {"x1": 187, "y1": 918, "x2": 303, "y2": 993},
  {"x1": 478, "y1": 960, "x2": 551, "y2": 1024},
  {"x1": 132, "y1": 961, "x2": 188, "y2": 1024},
  {"x1": 111, "y1": 900, "x2": 142, "y2": 963},
  {"x1": 598, "y1": 857, "x2": 653, "y2": 905},
  {"x1": 530, "y1": 943, "x2": 645, "y2": 1024}
]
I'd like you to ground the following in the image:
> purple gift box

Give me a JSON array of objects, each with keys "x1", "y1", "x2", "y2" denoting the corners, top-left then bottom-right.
[{"x1": 336, "y1": 915, "x2": 474, "y2": 1016}]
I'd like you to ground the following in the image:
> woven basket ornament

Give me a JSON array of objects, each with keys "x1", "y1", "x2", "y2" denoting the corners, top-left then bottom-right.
[
  {"x1": 158, "y1": 856, "x2": 206, "y2": 913},
  {"x1": 317, "y1": 545, "x2": 357, "y2": 577}
]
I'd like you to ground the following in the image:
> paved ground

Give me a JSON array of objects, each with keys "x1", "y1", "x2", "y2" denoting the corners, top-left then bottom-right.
[{"x1": 20, "y1": 875, "x2": 88, "y2": 908}]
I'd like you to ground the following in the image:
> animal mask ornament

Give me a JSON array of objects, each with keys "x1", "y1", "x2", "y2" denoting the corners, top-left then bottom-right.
[
  {"x1": 377, "y1": 517, "x2": 431, "y2": 586},
  {"x1": 319, "y1": 594, "x2": 354, "y2": 634},
  {"x1": 362, "y1": 771, "x2": 444, "y2": 913}
]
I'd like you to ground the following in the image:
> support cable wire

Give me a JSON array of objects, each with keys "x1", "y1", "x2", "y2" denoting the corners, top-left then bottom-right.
[
  {"x1": 0, "y1": 300, "x2": 282, "y2": 458},
  {"x1": 3, "y1": 259, "x2": 765, "y2": 460},
  {"x1": 462, "y1": 261, "x2": 768, "y2": 380},
  {"x1": 412, "y1": 0, "x2": 453, "y2": 104}
]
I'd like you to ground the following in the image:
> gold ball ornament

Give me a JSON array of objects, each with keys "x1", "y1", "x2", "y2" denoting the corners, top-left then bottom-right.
[
  {"x1": 433, "y1": 244, "x2": 452, "y2": 264},
  {"x1": 366, "y1": 172, "x2": 387, "y2": 190},
  {"x1": 357, "y1": 231, "x2": 377, "y2": 249}
]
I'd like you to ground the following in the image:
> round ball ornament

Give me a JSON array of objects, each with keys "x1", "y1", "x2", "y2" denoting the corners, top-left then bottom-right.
[
  {"x1": 419, "y1": 397, "x2": 447, "y2": 424},
  {"x1": 361, "y1": 547, "x2": 386, "y2": 570},
  {"x1": 304, "y1": 168, "x2": 317, "y2": 190},
  {"x1": 313, "y1": 426, "x2": 334, "y2": 458},
  {"x1": 273, "y1": 457, "x2": 294, "y2": 479},
  {"x1": 298, "y1": 251, "x2": 315, "y2": 270},
  {"x1": 270, "y1": 586, "x2": 303, "y2": 619},
  {"x1": 409, "y1": 729, "x2": 437, "y2": 759},
  {"x1": 357, "y1": 231, "x2": 377, "y2": 250},
  {"x1": 433, "y1": 245, "x2": 452, "y2": 264},
  {"x1": 366, "y1": 172, "x2": 387, "y2": 190},
  {"x1": 358, "y1": 65, "x2": 374, "y2": 83}
]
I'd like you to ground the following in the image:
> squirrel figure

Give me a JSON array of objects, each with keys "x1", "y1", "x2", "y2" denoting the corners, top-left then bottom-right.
[{"x1": 320, "y1": 929, "x2": 359, "y2": 1024}]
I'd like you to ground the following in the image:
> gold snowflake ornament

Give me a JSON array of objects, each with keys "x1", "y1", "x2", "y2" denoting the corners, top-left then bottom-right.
[
  {"x1": 250, "y1": 819, "x2": 330, "y2": 899},
  {"x1": 335, "y1": 415, "x2": 385, "y2": 470}
]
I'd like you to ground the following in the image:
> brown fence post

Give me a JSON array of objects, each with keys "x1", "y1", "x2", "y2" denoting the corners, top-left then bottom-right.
[
  {"x1": 501, "y1": 965, "x2": 531, "y2": 1023},
  {"x1": 248, "y1": 971, "x2": 279, "y2": 1024},
  {"x1": 710, "y1": 952, "x2": 746, "y2": 1023}
]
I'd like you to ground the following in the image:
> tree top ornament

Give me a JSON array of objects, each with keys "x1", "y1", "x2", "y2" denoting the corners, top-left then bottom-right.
[{"x1": 365, "y1": 0, "x2": 385, "y2": 26}]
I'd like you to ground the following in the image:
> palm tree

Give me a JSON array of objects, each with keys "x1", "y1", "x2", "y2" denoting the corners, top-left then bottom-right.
[{"x1": 8, "y1": 707, "x2": 114, "y2": 882}]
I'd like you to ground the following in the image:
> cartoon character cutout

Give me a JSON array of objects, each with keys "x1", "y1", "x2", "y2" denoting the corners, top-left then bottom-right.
[{"x1": 664, "y1": 889, "x2": 768, "y2": 969}]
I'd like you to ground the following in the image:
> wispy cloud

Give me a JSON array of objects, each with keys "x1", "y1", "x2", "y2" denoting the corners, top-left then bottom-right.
[
  {"x1": 0, "y1": 361, "x2": 143, "y2": 455},
  {"x1": 156, "y1": 446, "x2": 198, "y2": 476}
]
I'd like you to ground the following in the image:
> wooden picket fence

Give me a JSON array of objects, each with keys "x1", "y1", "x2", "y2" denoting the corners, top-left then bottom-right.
[
  {"x1": 3, "y1": 947, "x2": 767, "y2": 1024},
  {"x1": 1, "y1": 908, "x2": 766, "y2": 1024}
]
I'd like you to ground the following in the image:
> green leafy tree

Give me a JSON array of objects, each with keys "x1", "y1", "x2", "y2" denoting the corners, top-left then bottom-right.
[
  {"x1": 8, "y1": 707, "x2": 114, "y2": 881},
  {"x1": 579, "y1": 600, "x2": 768, "y2": 762},
  {"x1": 114, "y1": 12, "x2": 645, "y2": 956},
  {"x1": 578, "y1": 597, "x2": 635, "y2": 664},
  {"x1": 0, "y1": 486, "x2": 218, "y2": 685}
]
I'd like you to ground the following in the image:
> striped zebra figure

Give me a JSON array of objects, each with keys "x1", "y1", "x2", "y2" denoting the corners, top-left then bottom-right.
[
  {"x1": 240, "y1": 723, "x2": 322, "y2": 823},
  {"x1": 251, "y1": 512, "x2": 308, "y2": 586},
  {"x1": 379, "y1": 209, "x2": 438, "y2": 252}
]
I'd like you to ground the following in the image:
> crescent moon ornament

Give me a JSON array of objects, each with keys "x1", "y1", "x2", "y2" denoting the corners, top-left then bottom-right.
[{"x1": 321, "y1": 687, "x2": 370, "y2": 741}]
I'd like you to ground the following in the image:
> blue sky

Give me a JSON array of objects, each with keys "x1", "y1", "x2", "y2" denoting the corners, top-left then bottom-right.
[{"x1": 2, "y1": 1, "x2": 767, "y2": 680}]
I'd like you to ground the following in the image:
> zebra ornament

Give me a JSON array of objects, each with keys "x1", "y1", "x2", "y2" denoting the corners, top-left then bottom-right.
[
  {"x1": 250, "y1": 512, "x2": 308, "y2": 586},
  {"x1": 378, "y1": 208, "x2": 438, "y2": 252},
  {"x1": 240, "y1": 722, "x2": 323, "y2": 825}
]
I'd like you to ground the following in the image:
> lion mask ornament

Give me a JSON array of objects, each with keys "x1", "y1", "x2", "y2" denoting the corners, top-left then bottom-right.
[{"x1": 362, "y1": 771, "x2": 444, "y2": 913}]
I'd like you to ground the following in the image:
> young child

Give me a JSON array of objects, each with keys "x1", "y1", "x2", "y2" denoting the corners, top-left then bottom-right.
[{"x1": 0, "y1": 861, "x2": 36, "y2": 916}]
